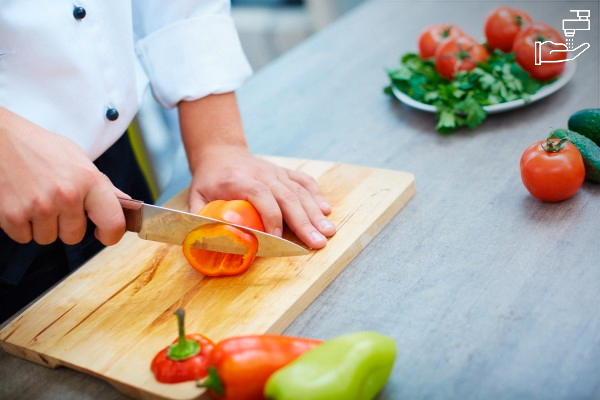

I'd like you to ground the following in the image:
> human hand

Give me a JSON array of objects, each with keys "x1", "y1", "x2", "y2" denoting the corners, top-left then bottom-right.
[
  {"x1": 187, "y1": 145, "x2": 336, "y2": 250},
  {"x1": 0, "y1": 108, "x2": 127, "y2": 246},
  {"x1": 535, "y1": 41, "x2": 590, "y2": 64}
]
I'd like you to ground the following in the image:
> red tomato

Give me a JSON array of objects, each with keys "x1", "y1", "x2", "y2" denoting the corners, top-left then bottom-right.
[
  {"x1": 418, "y1": 24, "x2": 465, "y2": 59},
  {"x1": 513, "y1": 22, "x2": 566, "y2": 81},
  {"x1": 520, "y1": 138, "x2": 585, "y2": 202},
  {"x1": 434, "y1": 35, "x2": 489, "y2": 80},
  {"x1": 484, "y1": 6, "x2": 533, "y2": 53}
]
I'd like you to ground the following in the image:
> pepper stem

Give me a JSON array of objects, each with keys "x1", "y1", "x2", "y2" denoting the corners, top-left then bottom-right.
[
  {"x1": 197, "y1": 367, "x2": 224, "y2": 396},
  {"x1": 166, "y1": 308, "x2": 200, "y2": 361},
  {"x1": 541, "y1": 137, "x2": 569, "y2": 153}
]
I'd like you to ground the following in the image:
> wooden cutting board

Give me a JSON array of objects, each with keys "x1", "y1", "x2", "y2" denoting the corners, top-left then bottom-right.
[{"x1": 0, "y1": 157, "x2": 415, "y2": 400}]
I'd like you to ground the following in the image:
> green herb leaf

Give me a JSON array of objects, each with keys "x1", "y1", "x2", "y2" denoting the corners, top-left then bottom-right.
[{"x1": 385, "y1": 50, "x2": 553, "y2": 134}]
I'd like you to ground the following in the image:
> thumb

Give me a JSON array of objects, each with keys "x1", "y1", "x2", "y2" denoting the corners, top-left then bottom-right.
[
  {"x1": 188, "y1": 189, "x2": 208, "y2": 215},
  {"x1": 85, "y1": 182, "x2": 126, "y2": 246},
  {"x1": 113, "y1": 186, "x2": 131, "y2": 200}
]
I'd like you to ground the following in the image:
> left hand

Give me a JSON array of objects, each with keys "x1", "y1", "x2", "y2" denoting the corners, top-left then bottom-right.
[{"x1": 187, "y1": 145, "x2": 335, "y2": 249}]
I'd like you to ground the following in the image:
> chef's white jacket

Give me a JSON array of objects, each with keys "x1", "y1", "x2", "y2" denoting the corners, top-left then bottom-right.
[{"x1": 0, "y1": 0, "x2": 252, "y2": 160}]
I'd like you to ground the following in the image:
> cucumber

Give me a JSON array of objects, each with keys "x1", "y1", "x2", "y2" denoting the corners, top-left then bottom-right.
[
  {"x1": 568, "y1": 109, "x2": 600, "y2": 146},
  {"x1": 549, "y1": 128, "x2": 600, "y2": 183}
]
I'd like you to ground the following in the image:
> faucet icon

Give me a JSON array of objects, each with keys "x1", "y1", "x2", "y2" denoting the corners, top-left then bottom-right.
[{"x1": 563, "y1": 10, "x2": 590, "y2": 37}]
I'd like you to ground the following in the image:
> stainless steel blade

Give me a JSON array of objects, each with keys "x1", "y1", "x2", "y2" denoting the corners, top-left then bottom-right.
[
  {"x1": 190, "y1": 234, "x2": 247, "y2": 255},
  {"x1": 137, "y1": 203, "x2": 309, "y2": 257}
]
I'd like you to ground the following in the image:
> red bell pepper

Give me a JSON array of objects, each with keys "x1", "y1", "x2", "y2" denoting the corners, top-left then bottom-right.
[
  {"x1": 150, "y1": 308, "x2": 215, "y2": 383},
  {"x1": 198, "y1": 335, "x2": 322, "y2": 400}
]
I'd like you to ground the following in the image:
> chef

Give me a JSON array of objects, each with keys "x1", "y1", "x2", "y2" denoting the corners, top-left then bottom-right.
[{"x1": 0, "y1": 0, "x2": 336, "y2": 323}]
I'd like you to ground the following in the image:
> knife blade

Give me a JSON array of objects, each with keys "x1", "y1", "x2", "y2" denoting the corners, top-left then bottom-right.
[{"x1": 119, "y1": 198, "x2": 309, "y2": 257}]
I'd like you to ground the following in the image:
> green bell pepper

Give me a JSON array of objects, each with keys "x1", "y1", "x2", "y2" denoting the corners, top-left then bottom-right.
[{"x1": 264, "y1": 331, "x2": 397, "y2": 400}]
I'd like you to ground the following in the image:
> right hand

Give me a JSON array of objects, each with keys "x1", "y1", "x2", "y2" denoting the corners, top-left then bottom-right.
[{"x1": 0, "y1": 108, "x2": 127, "y2": 246}]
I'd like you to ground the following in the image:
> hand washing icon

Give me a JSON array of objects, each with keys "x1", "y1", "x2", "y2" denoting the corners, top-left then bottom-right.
[
  {"x1": 535, "y1": 10, "x2": 590, "y2": 65},
  {"x1": 535, "y1": 42, "x2": 590, "y2": 65}
]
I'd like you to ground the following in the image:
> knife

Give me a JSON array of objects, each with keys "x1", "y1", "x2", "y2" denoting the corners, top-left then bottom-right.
[{"x1": 119, "y1": 198, "x2": 309, "y2": 257}]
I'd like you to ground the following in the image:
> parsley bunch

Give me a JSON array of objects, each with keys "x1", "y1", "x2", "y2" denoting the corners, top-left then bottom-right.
[{"x1": 384, "y1": 50, "x2": 547, "y2": 134}]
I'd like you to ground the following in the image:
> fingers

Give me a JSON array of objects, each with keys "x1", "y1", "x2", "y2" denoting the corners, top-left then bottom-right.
[
  {"x1": 31, "y1": 192, "x2": 80, "y2": 245},
  {"x1": 268, "y1": 180, "x2": 333, "y2": 249},
  {"x1": 287, "y1": 170, "x2": 332, "y2": 215},
  {"x1": 57, "y1": 204, "x2": 88, "y2": 245},
  {"x1": 245, "y1": 169, "x2": 336, "y2": 250},
  {"x1": 31, "y1": 213, "x2": 58, "y2": 245},
  {"x1": 0, "y1": 211, "x2": 33, "y2": 244},
  {"x1": 0, "y1": 189, "x2": 87, "y2": 245},
  {"x1": 561, "y1": 42, "x2": 590, "y2": 60},
  {"x1": 574, "y1": 43, "x2": 590, "y2": 52},
  {"x1": 284, "y1": 170, "x2": 335, "y2": 241},
  {"x1": 245, "y1": 182, "x2": 283, "y2": 237},
  {"x1": 2, "y1": 189, "x2": 124, "y2": 247},
  {"x1": 84, "y1": 177, "x2": 126, "y2": 246}
]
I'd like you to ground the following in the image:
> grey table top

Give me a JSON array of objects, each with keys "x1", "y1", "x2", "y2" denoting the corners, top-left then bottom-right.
[{"x1": 2, "y1": 1, "x2": 599, "y2": 399}]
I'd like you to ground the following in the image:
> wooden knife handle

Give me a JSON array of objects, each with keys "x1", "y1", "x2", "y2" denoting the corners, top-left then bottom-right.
[{"x1": 119, "y1": 197, "x2": 143, "y2": 233}]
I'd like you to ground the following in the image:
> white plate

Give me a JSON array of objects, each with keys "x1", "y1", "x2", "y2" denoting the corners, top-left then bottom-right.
[{"x1": 392, "y1": 61, "x2": 576, "y2": 114}]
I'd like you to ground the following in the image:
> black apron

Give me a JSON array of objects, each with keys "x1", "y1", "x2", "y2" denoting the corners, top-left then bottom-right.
[{"x1": 0, "y1": 133, "x2": 153, "y2": 323}]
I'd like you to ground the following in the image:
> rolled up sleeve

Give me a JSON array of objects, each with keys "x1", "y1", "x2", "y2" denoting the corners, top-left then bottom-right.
[{"x1": 134, "y1": 2, "x2": 252, "y2": 108}]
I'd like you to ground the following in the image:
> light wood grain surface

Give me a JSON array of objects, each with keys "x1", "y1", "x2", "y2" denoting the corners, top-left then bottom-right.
[
  {"x1": 1, "y1": 1, "x2": 599, "y2": 399},
  {"x1": 0, "y1": 158, "x2": 414, "y2": 400}
]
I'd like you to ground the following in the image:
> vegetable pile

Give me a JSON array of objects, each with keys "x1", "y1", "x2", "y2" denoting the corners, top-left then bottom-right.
[
  {"x1": 520, "y1": 109, "x2": 600, "y2": 202},
  {"x1": 384, "y1": 7, "x2": 567, "y2": 133},
  {"x1": 386, "y1": 51, "x2": 544, "y2": 134},
  {"x1": 150, "y1": 309, "x2": 397, "y2": 400}
]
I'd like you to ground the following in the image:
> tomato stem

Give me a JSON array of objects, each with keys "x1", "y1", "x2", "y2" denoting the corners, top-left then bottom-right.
[
  {"x1": 455, "y1": 43, "x2": 474, "y2": 61},
  {"x1": 516, "y1": 15, "x2": 524, "y2": 27},
  {"x1": 534, "y1": 29, "x2": 548, "y2": 43},
  {"x1": 167, "y1": 308, "x2": 200, "y2": 361},
  {"x1": 541, "y1": 137, "x2": 569, "y2": 153},
  {"x1": 441, "y1": 26, "x2": 452, "y2": 39}
]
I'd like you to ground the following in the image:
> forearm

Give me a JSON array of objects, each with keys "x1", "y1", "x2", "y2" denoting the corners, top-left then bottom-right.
[{"x1": 178, "y1": 92, "x2": 249, "y2": 172}]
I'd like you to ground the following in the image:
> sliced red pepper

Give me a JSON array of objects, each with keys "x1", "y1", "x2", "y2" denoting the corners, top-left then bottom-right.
[
  {"x1": 183, "y1": 200, "x2": 265, "y2": 277},
  {"x1": 198, "y1": 335, "x2": 322, "y2": 400},
  {"x1": 150, "y1": 309, "x2": 214, "y2": 383}
]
